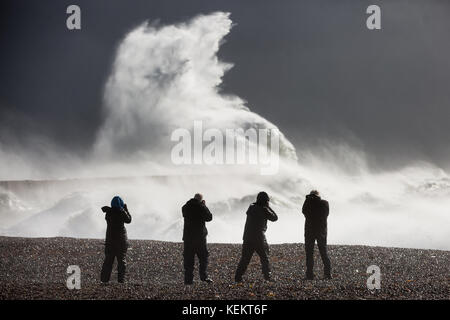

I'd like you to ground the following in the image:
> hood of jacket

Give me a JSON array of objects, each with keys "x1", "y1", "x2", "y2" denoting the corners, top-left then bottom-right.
[{"x1": 111, "y1": 196, "x2": 124, "y2": 209}]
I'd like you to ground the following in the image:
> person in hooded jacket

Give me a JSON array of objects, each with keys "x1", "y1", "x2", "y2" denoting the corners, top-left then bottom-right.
[
  {"x1": 182, "y1": 193, "x2": 213, "y2": 285},
  {"x1": 100, "y1": 196, "x2": 132, "y2": 283},
  {"x1": 235, "y1": 191, "x2": 278, "y2": 282},
  {"x1": 302, "y1": 190, "x2": 331, "y2": 280}
]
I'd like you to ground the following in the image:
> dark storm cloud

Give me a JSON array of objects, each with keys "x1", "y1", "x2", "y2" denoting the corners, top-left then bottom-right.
[{"x1": 1, "y1": 0, "x2": 450, "y2": 171}]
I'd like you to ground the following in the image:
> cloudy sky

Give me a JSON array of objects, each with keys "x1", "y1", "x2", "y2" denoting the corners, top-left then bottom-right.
[{"x1": 1, "y1": 0, "x2": 450, "y2": 174}]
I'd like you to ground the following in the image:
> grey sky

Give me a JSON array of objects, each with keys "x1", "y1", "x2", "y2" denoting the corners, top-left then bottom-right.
[{"x1": 1, "y1": 0, "x2": 450, "y2": 172}]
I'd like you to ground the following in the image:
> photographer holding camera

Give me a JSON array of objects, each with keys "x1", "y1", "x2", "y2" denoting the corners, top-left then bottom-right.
[
  {"x1": 100, "y1": 196, "x2": 132, "y2": 283},
  {"x1": 182, "y1": 193, "x2": 213, "y2": 285}
]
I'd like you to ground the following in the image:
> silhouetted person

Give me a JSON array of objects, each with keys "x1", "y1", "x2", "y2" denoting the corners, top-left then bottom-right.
[
  {"x1": 100, "y1": 196, "x2": 132, "y2": 283},
  {"x1": 302, "y1": 190, "x2": 331, "y2": 280},
  {"x1": 235, "y1": 192, "x2": 278, "y2": 282},
  {"x1": 182, "y1": 193, "x2": 213, "y2": 285}
]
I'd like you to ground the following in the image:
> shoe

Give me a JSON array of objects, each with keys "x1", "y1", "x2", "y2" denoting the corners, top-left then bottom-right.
[
  {"x1": 305, "y1": 275, "x2": 314, "y2": 280},
  {"x1": 184, "y1": 280, "x2": 193, "y2": 285},
  {"x1": 263, "y1": 273, "x2": 273, "y2": 282},
  {"x1": 324, "y1": 274, "x2": 332, "y2": 280},
  {"x1": 201, "y1": 277, "x2": 213, "y2": 283}
]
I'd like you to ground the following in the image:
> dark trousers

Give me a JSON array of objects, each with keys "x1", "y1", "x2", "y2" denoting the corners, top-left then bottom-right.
[
  {"x1": 183, "y1": 238, "x2": 209, "y2": 282},
  {"x1": 101, "y1": 244, "x2": 128, "y2": 283},
  {"x1": 235, "y1": 240, "x2": 270, "y2": 279},
  {"x1": 305, "y1": 233, "x2": 331, "y2": 277}
]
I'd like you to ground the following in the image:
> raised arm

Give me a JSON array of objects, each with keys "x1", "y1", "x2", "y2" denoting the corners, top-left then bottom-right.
[
  {"x1": 101, "y1": 206, "x2": 111, "y2": 220},
  {"x1": 202, "y1": 205, "x2": 213, "y2": 222},
  {"x1": 101, "y1": 206, "x2": 110, "y2": 213},
  {"x1": 302, "y1": 198, "x2": 311, "y2": 217},
  {"x1": 265, "y1": 206, "x2": 278, "y2": 222},
  {"x1": 122, "y1": 205, "x2": 132, "y2": 224},
  {"x1": 322, "y1": 200, "x2": 329, "y2": 218}
]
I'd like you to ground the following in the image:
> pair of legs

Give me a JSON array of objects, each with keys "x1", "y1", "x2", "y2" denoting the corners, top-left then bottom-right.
[
  {"x1": 305, "y1": 233, "x2": 331, "y2": 279},
  {"x1": 235, "y1": 239, "x2": 271, "y2": 281},
  {"x1": 101, "y1": 244, "x2": 128, "y2": 283},
  {"x1": 183, "y1": 238, "x2": 209, "y2": 284}
]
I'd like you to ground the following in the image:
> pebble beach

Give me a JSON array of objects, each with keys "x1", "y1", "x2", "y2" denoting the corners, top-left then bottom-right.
[{"x1": 0, "y1": 236, "x2": 448, "y2": 300}]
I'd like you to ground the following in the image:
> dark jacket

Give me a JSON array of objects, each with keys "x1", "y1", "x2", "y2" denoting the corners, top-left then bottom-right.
[
  {"x1": 182, "y1": 198, "x2": 213, "y2": 242},
  {"x1": 302, "y1": 194, "x2": 329, "y2": 237},
  {"x1": 101, "y1": 206, "x2": 132, "y2": 246},
  {"x1": 243, "y1": 203, "x2": 278, "y2": 243}
]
